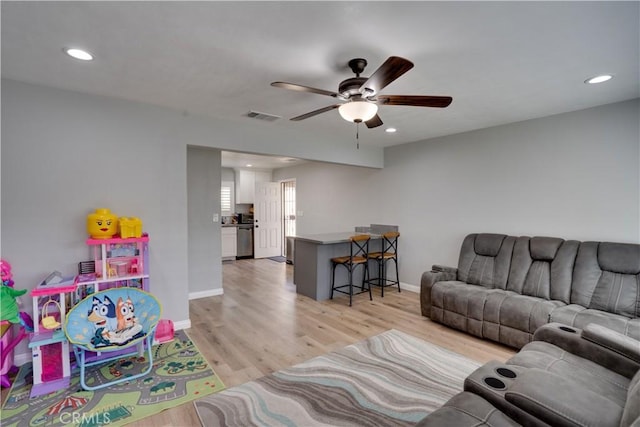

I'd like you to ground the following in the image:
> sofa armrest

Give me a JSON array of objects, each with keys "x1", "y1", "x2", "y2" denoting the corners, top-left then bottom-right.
[
  {"x1": 533, "y1": 323, "x2": 640, "y2": 378},
  {"x1": 420, "y1": 266, "x2": 457, "y2": 317},
  {"x1": 581, "y1": 323, "x2": 640, "y2": 364},
  {"x1": 505, "y1": 369, "x2": 623, "y2": 427},
  {"x1": 431, "y1": 264, "x2": 458, "y2": 274},
  {"x1": 416, "y1": 392, "x2": 521, "y2": 427}
]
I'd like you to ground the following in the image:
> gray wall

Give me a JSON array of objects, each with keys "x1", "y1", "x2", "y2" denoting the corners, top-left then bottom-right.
[
  {"x1": 187, "y1": 146, "x2": 222, "y2": 297},
  {"x1": 221, "y1": 167, "x2": 235, "y2": 182},
  {"x1": 274, "y1": 99, "x2": 640, "y2": 286},
  {"x1": 2, "y1": 76, "x2": 638, "y2": 359},
  {"x1": 0, "y1": 78, "x2": 382, "y2": 362},
  {"x1": 2, "y1": 80, "x2": 190, "y2": 327},
  {"x1": 273, "y1": 163, "x2": 375, "y2": 233}
]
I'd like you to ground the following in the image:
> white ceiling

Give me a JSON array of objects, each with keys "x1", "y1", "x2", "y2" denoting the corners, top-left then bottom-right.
[
  {"x1": 221, "y1": 151, "x2": 306, "y2": 170},
  {"x1": 2, "y1": 1, "x2": 638, "y2": 156}
]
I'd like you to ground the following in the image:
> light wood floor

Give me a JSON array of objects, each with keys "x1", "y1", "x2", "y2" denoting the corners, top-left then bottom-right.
[{"x1": 2, "y1": 259, "x2": 515, "y2": 426}]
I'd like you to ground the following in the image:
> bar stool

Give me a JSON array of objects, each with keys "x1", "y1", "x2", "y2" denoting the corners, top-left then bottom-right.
[
  {"x1": 330, "y1": 235, "x2": 372, "y2": 306},
  {"x1": 367, "y1": 232, "x2": 400, "y2": 297}
]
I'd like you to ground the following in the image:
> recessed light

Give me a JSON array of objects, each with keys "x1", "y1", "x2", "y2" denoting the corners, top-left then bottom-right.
[
  {"x1": 63, "y1": 47, "x2": 94, "y2": 61},
  {"x1": 246, "y1": 164, "x2": 253, "y2": 167},
  {"x1": 385, "y1": 128, "x2": 397, "y2": 133},
  {"x1": 585, "y1": 74, "x2": 613, "y2": 84}
]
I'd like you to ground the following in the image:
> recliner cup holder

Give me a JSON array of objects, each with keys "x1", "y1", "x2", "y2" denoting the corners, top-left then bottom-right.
[
  {"x1": 559, "y1": 326, "x2": 577, "y2": 333},
  {"x1": 495, "y1": 367, "x2": 517, "y2": 378},
  {"x1": 483, "y1": 377, "x2": 506, "y2": 390}
]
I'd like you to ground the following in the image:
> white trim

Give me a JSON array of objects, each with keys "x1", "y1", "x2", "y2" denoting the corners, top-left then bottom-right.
[
  {"x1": 189, "y1": 288, "x2": 224, "y2": 300},
  {"x1": 173, "y1": 319, "x2": 192, "y2": 331},
  {"x1": 15, "y1": 352, "x2": 31, "y2": 366},
  {"x1": 399, "y1": 282, "x2": 420, "y2": 293}
]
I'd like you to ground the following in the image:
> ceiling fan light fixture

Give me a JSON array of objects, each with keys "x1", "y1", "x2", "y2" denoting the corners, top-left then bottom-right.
[{"x1": 338, "y1": 101, "x2": 378, "y2": 123}]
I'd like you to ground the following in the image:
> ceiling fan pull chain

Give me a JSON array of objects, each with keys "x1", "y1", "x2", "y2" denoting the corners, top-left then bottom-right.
[{"x1": 356, "y1": 122, "x2": 360, "y2": 149}]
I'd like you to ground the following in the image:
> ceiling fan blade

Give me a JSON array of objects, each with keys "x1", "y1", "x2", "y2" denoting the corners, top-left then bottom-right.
[
  {"x1": 365, "y1": 114, "x2": 383, "y2": 129},
  {"x1": 271, "y1": 82, "x2": 339, "y2": 98},
  {"x1": 376, "y1": 95, "x2": 453, "y2": 108},
  {"x1": 290, "y1": 104, "x2": 341, "y2": 121},
  {"x1": 360, "y1": 56, "x2": 414, "y2": 95}
]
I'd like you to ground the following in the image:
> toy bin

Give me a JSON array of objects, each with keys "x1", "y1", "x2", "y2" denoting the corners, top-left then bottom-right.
[
  {"x1": 119, "y1": 217, "x2": 143, "y2": 238},
  {"x1": 154, "y1": 319, "x2": 174, "y2": 344}
]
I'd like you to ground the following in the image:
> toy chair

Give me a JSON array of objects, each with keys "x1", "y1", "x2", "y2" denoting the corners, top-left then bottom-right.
[{"x1": 63, "y1": 288, "x2": 162, "y2": 391}]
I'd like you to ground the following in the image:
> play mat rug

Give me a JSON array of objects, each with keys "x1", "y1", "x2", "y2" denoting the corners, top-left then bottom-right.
[{"x1": 1, "y1": 330, "x2": 225, "y2": 427}]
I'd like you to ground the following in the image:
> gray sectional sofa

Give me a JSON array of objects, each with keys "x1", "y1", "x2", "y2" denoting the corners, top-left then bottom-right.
[
  {"x1": 418, "y1": 322, "x2": 640, "y2": 426},
  {"x1": 421, "y1": 233, "x2": 640, "y2": 348}
]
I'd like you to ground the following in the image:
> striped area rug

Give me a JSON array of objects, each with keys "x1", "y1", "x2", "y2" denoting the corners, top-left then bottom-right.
[{"x1": 193, "y1": 329, "x2": 480, "y2": 426}]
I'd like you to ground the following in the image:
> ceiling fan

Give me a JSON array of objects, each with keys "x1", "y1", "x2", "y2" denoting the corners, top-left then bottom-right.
[{"x1": 271, "y1": 56, "x2": 452, "y2": 129}]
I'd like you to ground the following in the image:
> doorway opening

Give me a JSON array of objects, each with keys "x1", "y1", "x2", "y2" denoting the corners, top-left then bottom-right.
[{"x1": 281, "y1": 179, "x2": 296, "y2": 260}]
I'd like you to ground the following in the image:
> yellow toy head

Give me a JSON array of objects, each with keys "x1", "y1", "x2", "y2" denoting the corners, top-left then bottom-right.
[{"x1": 87, "y1": 208, "x2": 118, "y2": 239}]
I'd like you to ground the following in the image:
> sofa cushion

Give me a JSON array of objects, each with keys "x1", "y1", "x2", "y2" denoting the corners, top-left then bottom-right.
[
  {"x1": 582, "y1": 323, "x2": 640, "y2": 364},
  {"x1": 550, "y1": 304, "x2": 640, "y2": 340},
  {"x1": 475, "y1": 234, "x2": 507, "y2": 257},
  {"x1": 506, "y1": 237, "x2": 578, "y2": 304},
  {"x1": 529, "y1": 236, "x2": 563, "y2": 261},
  {"x1": 457, "y1": 234, "x2": 516, "y2": 289},
  {"x1": 599, "y1": 242, "x2": 640, "y2": 275},
  {"x1": 430, "y1": 281, "x2": 496, "y2": 337},
  {"x1": 492, "y1": 294, "x2": 564, "y2": 333},
  {"x1": 571, "y1": 242, "x2": 640, "y2": 318},
  {"x1": 506, "y1": 341, "x2": 631, "y2": 408},
  {"x1": 620, "y1": 369, "x2": 640, "y2": 427},
  {"x1": 416, "y1": 392, "x2": 520, "y2": 427},
  {"x1": 482, "y1": 291, "x2": 565, "y2": 348}
]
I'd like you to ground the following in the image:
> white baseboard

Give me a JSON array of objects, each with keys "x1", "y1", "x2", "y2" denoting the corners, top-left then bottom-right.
[
  {"x1": 188, "y1": 288, "x2": 223, "y2": 300},
  {"x1": 173, "y1": 319, "x2": 191, "y2": 330},
  {"x1": 15, "y1": 352, "x2": 31, "y2": 367},
  {"x1": 399, "y1": 282, "x2": 420, "y2": 293}
]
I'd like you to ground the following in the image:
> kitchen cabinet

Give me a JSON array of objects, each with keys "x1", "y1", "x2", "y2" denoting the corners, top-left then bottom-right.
[
  {"x1": 235, "y1": 169, "x2": 272, "y2": 204},
  {"x1": 222, "y1": 226, "x2": 237, "y2": 260}
]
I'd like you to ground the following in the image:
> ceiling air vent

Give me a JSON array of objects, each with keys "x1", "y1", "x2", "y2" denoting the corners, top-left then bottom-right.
[{"x1": 246, "y1": 111, "x2": 281, "y2": 122}]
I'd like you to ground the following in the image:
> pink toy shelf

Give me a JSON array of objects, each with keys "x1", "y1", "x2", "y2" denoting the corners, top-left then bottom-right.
[
  {"x1": 26, "y1": 234, "x2": 154, "y2": 397},
  {"x1": 82, "y1": 234, "x2": 149, "y2": 292}
]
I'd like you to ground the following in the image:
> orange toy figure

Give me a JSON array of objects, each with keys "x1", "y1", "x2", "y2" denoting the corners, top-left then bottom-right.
[
  {"x1": 116, "y1": 297, "x2": 137, "y2": 331},
  {"x1": 87, "y1": 208, "x2": 118, "y2": 239}
]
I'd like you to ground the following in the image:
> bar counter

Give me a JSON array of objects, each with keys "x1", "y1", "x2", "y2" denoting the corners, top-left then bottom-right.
[{"x1": 293, "y1": 225, "x2": 397, "y2": 301}]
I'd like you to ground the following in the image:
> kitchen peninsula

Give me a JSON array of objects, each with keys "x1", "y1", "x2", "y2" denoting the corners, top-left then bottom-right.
[{"x1": 293, "y1": 225, "x2": 398, "y2": 301}]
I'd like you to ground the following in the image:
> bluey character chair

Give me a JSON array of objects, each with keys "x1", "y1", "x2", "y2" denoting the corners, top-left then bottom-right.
[{"x1": 64, "y1": 288, "x2": 162, "y2": 390}]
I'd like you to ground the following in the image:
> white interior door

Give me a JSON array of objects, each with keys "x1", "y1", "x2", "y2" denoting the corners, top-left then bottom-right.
[{"x1": 254, "y1": 181, "x2": 281, "y2": 258}]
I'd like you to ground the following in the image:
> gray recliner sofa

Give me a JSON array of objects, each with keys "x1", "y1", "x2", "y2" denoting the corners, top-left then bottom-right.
[
  {"x1": 417, "y1": 322, "x2": 640, "y2": 426},
  {"x1": 421, "y1": 233, "x2": 640, "y2": 348}
]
